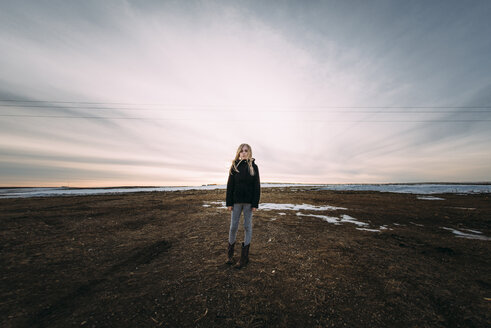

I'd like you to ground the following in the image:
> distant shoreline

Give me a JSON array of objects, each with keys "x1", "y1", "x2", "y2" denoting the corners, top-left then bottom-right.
[{"x1": 1, "y1": 181, "x2": 491, "y2": 189}]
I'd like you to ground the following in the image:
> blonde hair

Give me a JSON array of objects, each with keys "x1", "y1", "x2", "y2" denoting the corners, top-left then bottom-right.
[{"x1": 229, "y1": 143, "x2": 256, "y2": 176}]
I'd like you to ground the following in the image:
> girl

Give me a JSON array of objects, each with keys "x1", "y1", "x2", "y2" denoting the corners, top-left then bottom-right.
[{"x1": 225, "y1": 143, "x2": 261, "y2": 269}]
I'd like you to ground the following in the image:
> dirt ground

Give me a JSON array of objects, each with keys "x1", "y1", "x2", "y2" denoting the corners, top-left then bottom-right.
[{"x1": 0, "y1": 187, "x2": 490, "y2": 327}]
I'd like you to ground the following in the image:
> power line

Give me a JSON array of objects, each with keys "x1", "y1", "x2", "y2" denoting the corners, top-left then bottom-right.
[
  {"x1": 1, "y1": 99, "x2": 489, "y2": 122},
  {"x1": 0, "y1": 99, "x2": 490, "y2": 109},
  {"x1": 0, "y1": 114, "x2": 489, "y2": 122},
  {"x1": 1, "y1": 104, "x2": 490, "y2": 113}
]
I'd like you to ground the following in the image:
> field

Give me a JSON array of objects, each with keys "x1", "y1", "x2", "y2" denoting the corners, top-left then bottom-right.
[{"x1": 1, "y1": 187, "x2": 490, "y2": 327}]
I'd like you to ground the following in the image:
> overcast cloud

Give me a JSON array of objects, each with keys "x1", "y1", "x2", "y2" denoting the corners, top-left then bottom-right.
[{"x1": 1, "y1": 0, "x2": 490, "y2": 186}]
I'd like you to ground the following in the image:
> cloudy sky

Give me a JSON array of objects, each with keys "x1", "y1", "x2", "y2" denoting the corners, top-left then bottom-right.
[{"x1": 1, "y1": 0, "x2": 490, "y2": 187}]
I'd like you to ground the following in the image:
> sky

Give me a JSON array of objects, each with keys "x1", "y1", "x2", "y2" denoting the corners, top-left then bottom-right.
[{"x1": 1, "y1": 0, "x2": 490, "y2": 187}]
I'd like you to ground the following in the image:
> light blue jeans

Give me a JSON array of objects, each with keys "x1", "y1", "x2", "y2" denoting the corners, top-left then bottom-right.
[{"x1": 228, "y1": 203, "x2": 253, "y2": 246}]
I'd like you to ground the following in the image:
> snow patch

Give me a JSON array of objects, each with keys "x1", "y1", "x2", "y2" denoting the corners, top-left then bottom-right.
[
  {"x1": 207, "y1": 201, "x2": 227, "y2": 209},
  {"x1": 441, "y1": 227, "x2": 490, "y2": 240},
  {"x1": 461, "y1": 228, "x2": 482, "y2": 234},
  {"x1": 203, "y1": 201, "x2": 346, "y2": 211},
  {"x1": 259, "y1": 202, "x2": 347, "y2": 211},
  {"x1": 417, "y1": 196, "x2": 445, "y2": 200},
  {"x1": 296, "y1": 212, "x2": 341, "y2": 225},
  {"x1": 356, "y1": 227, "x2": 382, "y2": 232},
  {"x1": 296, "y1": 212, "x2": 370, "y2": 227}
]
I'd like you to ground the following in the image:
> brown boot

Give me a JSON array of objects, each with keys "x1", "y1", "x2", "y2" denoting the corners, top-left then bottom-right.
[
  {"x1": 234, "y1": 242, "x2": 250, "y2": 269},
  {"x1": 226, "y1": 241, "x2": 236, "y2": 265}
]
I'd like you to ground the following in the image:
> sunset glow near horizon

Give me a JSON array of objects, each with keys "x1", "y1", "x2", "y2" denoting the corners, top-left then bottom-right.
[{"x1": 1, "y1": 1, "x2": 490, "y2": 187}]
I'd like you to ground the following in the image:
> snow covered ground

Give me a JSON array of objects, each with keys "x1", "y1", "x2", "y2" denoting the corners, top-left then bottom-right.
[
  {"x1": 203, "y1": 200, "x2": 490, "y2": 240},
  {"x1": 0, "y1": 183, "x2": 322, "y2": 199},
  {"x1": 314, "y1": 183, "x2": 491, "y2": 194},
  {"x1": 440, "y1": 227, "x2": 490, "y2": 241},
  {"x1": 417, "y1": 196, "x2": 445, "y2": 200},
  {"x1": 0, "y1": 183, "x2": 489, "y2": 199}
]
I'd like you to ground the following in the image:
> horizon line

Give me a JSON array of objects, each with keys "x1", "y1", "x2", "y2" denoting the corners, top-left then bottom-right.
[{"x1": 1, "y1": 181, "x2": 491, "y2": 189}]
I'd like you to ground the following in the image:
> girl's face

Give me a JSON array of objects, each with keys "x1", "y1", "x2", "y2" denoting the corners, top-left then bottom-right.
[{"x1": 239, "y1": 147, "x2": 249, "y2": 159}]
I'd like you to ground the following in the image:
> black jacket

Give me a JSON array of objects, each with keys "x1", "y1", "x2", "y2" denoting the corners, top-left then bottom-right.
[{"x1": 226, "y1": 158, "x2": 261, "y2": 208}]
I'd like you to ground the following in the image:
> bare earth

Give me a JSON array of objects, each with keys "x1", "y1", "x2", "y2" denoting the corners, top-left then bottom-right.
[{"x1": 1, "y1": 187, "x2": 490, "y2": 327}]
